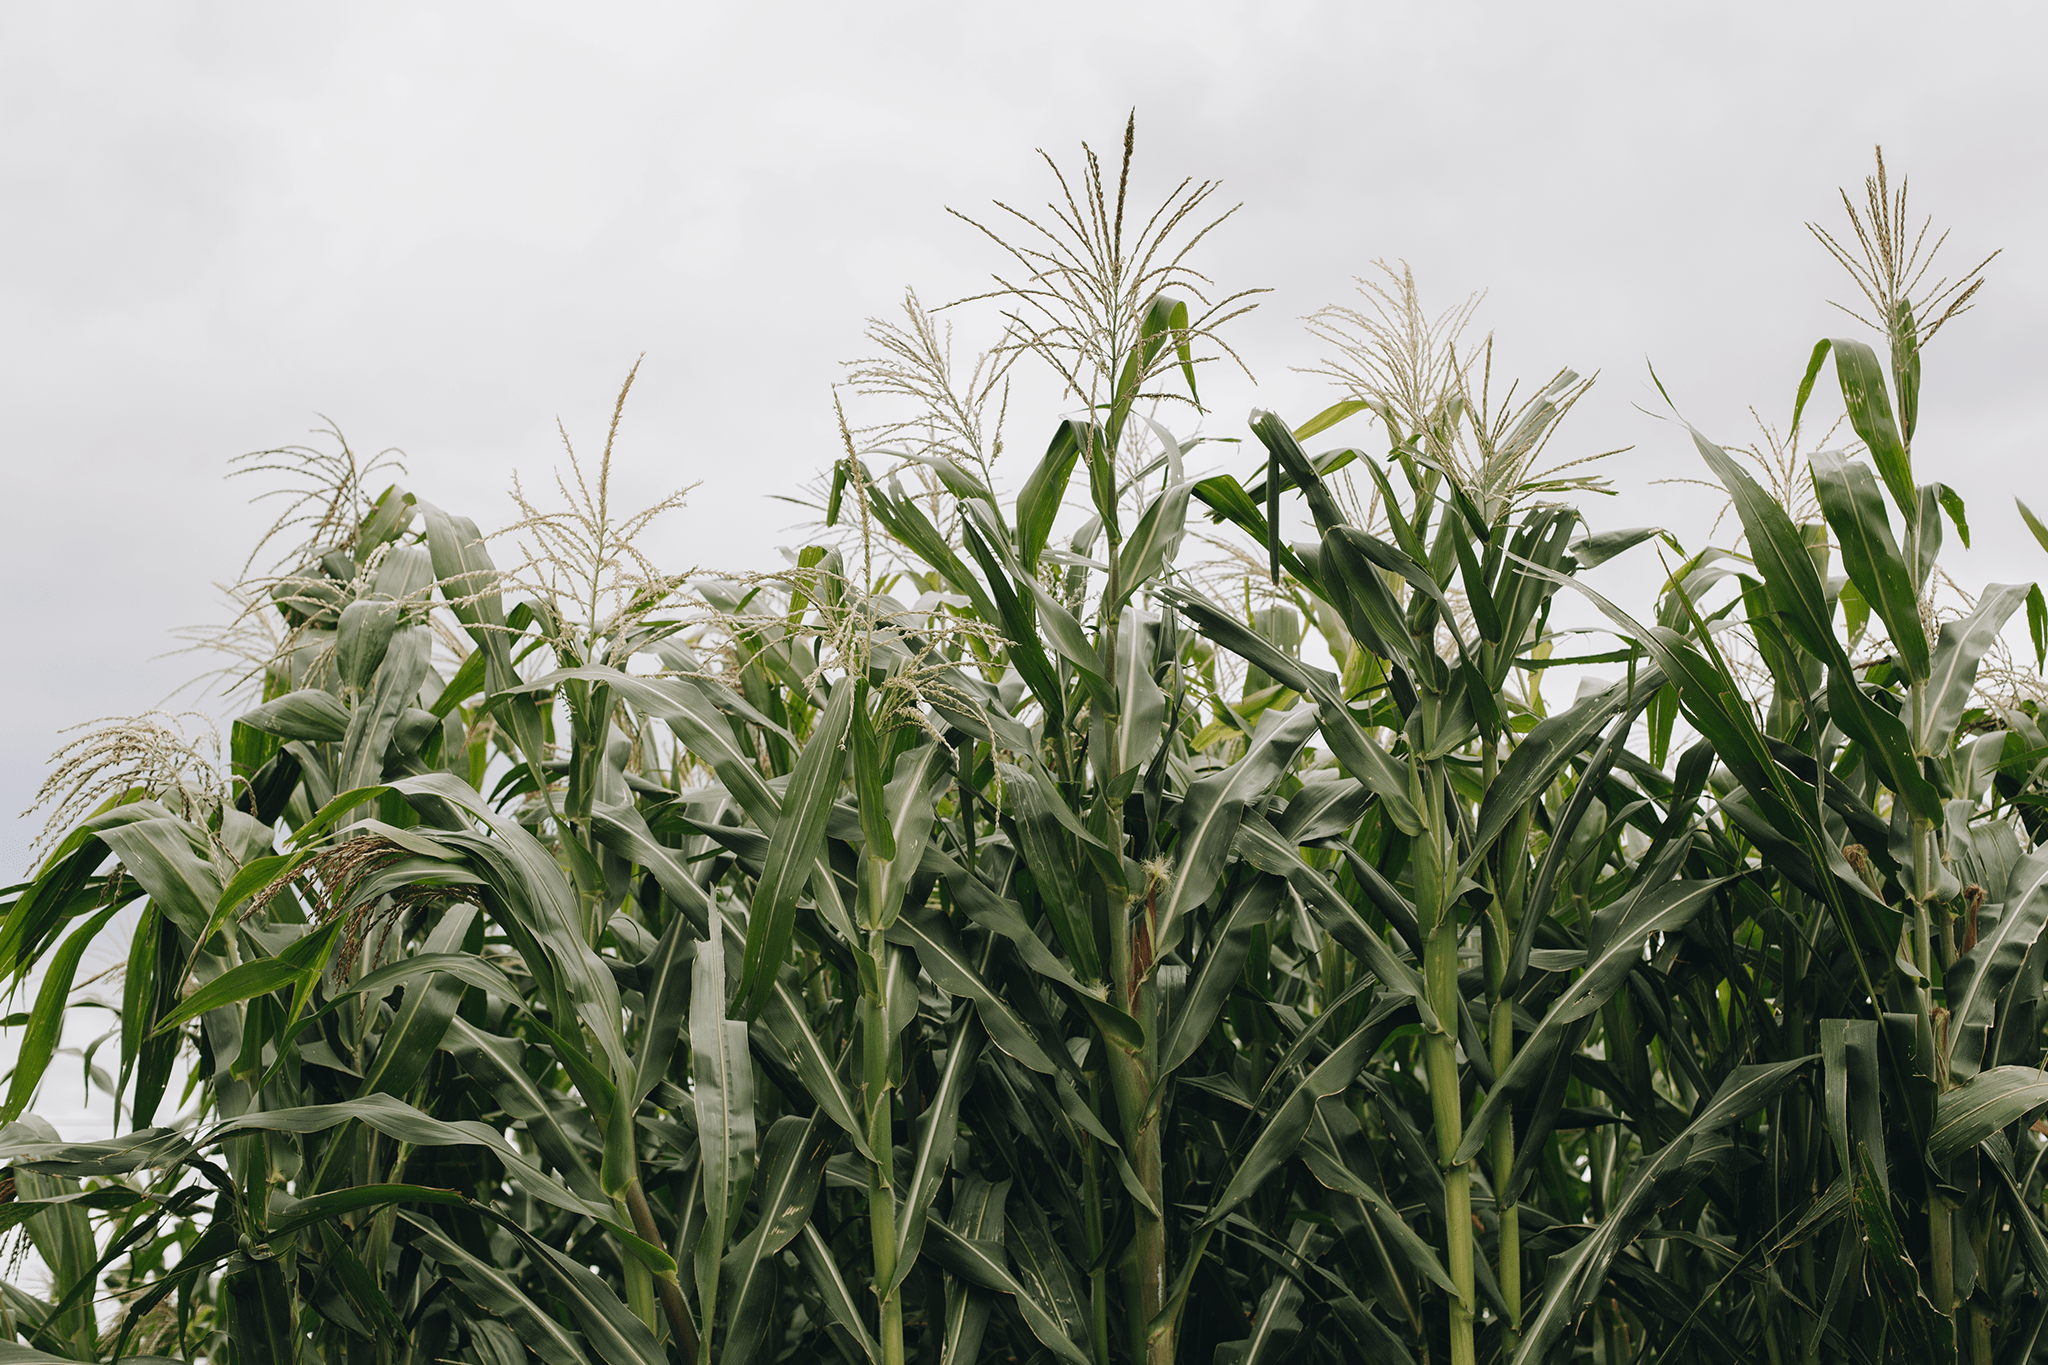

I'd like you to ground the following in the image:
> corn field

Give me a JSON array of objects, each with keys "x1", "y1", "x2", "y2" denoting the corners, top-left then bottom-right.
[{"x1": 5, "y1": 128, "x2": 2048, "y2": 1365}]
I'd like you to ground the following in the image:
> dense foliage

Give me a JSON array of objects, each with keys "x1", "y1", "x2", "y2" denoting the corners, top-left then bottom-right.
[{"x1": 4, "y1": 133, "x2": 2047, "y2": 1365}]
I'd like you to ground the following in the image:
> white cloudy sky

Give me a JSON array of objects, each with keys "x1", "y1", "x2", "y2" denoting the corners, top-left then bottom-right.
[{"x1": 4, "y1": 0, "x2": 2046, "y2": 902}]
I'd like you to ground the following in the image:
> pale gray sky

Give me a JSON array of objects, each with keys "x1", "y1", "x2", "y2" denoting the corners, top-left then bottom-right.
[{"x1": 6, "y1": 0, "x2": 2047, "y2": 896}]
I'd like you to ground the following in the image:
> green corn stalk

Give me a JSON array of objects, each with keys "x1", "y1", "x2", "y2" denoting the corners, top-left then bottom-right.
[{"x1": 5, "y1": 139, "x2": 2047, "y2": 1365}]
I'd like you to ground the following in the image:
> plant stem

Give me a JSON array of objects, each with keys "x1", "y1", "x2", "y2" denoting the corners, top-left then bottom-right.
[
  {"x1": 1480, "y1": 738, "x2": 1521, "y2": 1354},
  {"x1": 1489, "y1": 980, "x2": 1519, "y2": 1351},
  {"x1": 864, "y1": 932, "x2": 906, "y2": 1365},
  {"x1": 1425, "y1": 916, "x2": 1476, "y2": 1365},
  {"x1": 1108, "y1": 889, "x2": 1168, "y2": 1365},
  {"x1": 624, "y1": 1178, "x2": 698, "y2": 1360},
  {"x1": 1083, "y1": 1132, "x2": 1111, "y2": 1365},
  {"x1": 1909, "y1": 674, "x2": 1957, "y2": 1340}
]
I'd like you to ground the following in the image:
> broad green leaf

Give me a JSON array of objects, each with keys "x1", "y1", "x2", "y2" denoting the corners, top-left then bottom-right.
[
  {"x1": 1512, "y1": 1058, "x2": 1812, "y2": 1365},
  {"x1": 1303, "y1": 1096, "x2": 1457, "y2": 1296},
  {"x1": 1829, "y1": 336, "x2": 1914, "y2": 516},
  {"x1": 825, "y1": 458, "x2": 849, "y2": 525},
  {"x1": 334, "y1": 597, "x2": 402, "y2": 691},
  {"x1": 90, "y1": 806, "x2": 223, "y2": 943},
  {"x1": 260, "y1": 949, "x2": 525, "y2": 1096},
  {"x1": 629, "y1": 905, "x2": 697, "y2": 1104},
  {"x1": 1250, "y1": 409, "x2": 1346, "y2": 536},
  {"x1": 931, "y1": 850, "x2": 1088, "y2": 994},
  {"x1": 997, "y1": 760, "x2": 1103, "y2": 983},
  {"x1": 738, "y1": 678, "x2": 854, "y2": 1018},
  {"x1": 428, "y1": 643, "x2": 487, "y2": 717},
  {"x1": 850, "y1": 683, "x2": 895, "y2": 860},
  {"x1": 118, "y1": 905, "x2": 167, "y2": 1123},
  {"x1": 938, "y1": 1177, "x2": 1008, "y2": 1365},
  {"x1": 2029, "y1": 583, "x2": 2047, "y2": 672},
  {"x1": 1158, "y1": 876, "x2": 1282, "y2": 1074},
  {"x1": 757, "y1": 975, "x2": 873, "y2": 1158},
  {"x1": 1190, "y1": 475, "x2": 1310, "y2": 581},
  {"x1": 1849, "y1": 1144, "x2": 1953, "y2": 1359},
  {"x1": 866, "y1": 476, "x2": 1005, "y2": 627},
  {"x1": 1107, "y1": 606, "x2": 1168, "y2": 780},
  {"x1": 152, "y1": 919, "x2": 341, "y2": 1037},
  {"x1": 1472, "y1": 667, "x2": 1664, "y2": 860},
  {"x1": 1948, "y1": 848, "x2": 2048, "y2": 1077},
  {"x1": 1156, "y1": 706, "x2": 1320, "y2": 953},
  {"x1": 959, "y1": 509, "x2": 1066, "y2": 720},
  {"x1": 1696, "y1": 435, "x2": 1836, "y2": 661},
  {"x1": 494, "y1": 1215, "x2": 668, "y2": 1365},
  {"x1": 1820, "y1": 1016, "x2": 1887, "y2": 1199},
  {"x1": 1201, "y1": 1015, "x2": 1382, "y2": 1229},
  {"x1": 887, "y1": 907, "x2": 1063, "y2": 1075},
  {"x1": 1930, "y1": 1064, "x2": 2048, "y2": 1162},
  {"x1": 1924, "y1": 582, "x2": 2029, "y2": 751},
  {"x1": 927, "y1": 1221, "x2": 1083, "y2": 1359},
  {"x1": 346, "y1": 772, "x2": 635, "y2": 1081},
  {"x1": 207, "y1": 851, "x2": 311, "y2": 944},
  {"x1": 336, "y1": 626, "x2": 430, "y2": 791},
  {"x1": 1293, "y1": 398, "x2": 1375, "y2": 441},
  {"x1": 1935, "y1": 481, "x2": 1970, "y2": 547},
  {"x1": 1021, "y1": 574, "x2": 1107, "y2": 689},
  {"x1": 1319, "y1": 530, "x2": 1423, "y2": 674},
  {"x1": 796, "y1": 1223, "x2": 883, "y2": 1363},
  {"x1": 1329, "y1": 1296, "x2": 1418, "y2": 1365},
  {"x1": 209, "y1": 1094, "x2": 659, "y2": 1254},
  {"x1": 1450, "y1": 518, "x2": 1502, "y2": 642},
  {"x1": 723, "y1": 1113, "x2": 831, "y2": 1359},
  {"x1": 1169, "y1": 588, "x2": 1419, "y2": 834},
  {"x1": 442, "y1": 1015, "x2": 605, "y2": 1204},
  {"x1": 1004, "y1": 1191, "x2": 1093, "y2": 1365},
  {"x1": 224, "y1": 1257, "x2": 294, "y2": 1365},
  {"x1": 1112, "y1": 480, "x2": 1193, "y2": 608},
  {"x1": 1789, "y1": 337, "x2": 1833, "y2": 437},
  {"x1": 892, "y1": 450, "x2": 1000, "y2": 515},
  {"x1": 0, "y1": 904, "x2": 120, "y2": 1123},
  {"x1": 1811, "y1": 450, "x2": 1928, "y2": 681},
  {"x1": 1234, "y1": 814, "x2": 1434, "y2": 1028},
  {"x1": 859, "y1": 743, "x2": 945, "y2": 931},
  {"x1": 884, "y1": 1016, "x2": 983, "y2": 1296},
  {"x1": 1456, "y1": 879, "x2": 1726, "y2": 1165},
  {"x1": 519, "y1": 665, "x2": 781, "y2": 822},
  {"x1": 265, "y1": 1183, "x2": 470, "y2": 1239},
  {"x1": 239, "y1": 689, "x2": 351, "y2": 744},
  {"x1": 589, "y1": 797, "x2": 713, "y2": 935},
  {"x1": 693, "y1": 904, "x2": 757, "y2": 1263},
  {"x1": 405, "y1": 1214, "x2": 586, "y2": 1363},
  {"x1": 356, "y1": 903, "x2": 476, "y2": 1097},
  {"x1": 1569, "y1": 526, "x2": 1663, "y2": 568},
  {"x1": 2021, "y1": 497, "x2": 2048, "y2": 555},
  {"x1": 1017, "y1": 420, "x2": 1088, "y2": 574}
]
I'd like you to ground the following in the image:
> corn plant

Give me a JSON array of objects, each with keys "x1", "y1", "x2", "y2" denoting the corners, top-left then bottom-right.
[{"x1": 4, "y1": 134, "x2": 2048, "y2": 1365}]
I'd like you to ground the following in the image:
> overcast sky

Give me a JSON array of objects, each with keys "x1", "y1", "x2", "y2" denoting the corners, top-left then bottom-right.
[{"x1": 5, "y1": 1, "x2": 2047, "y2": 891}]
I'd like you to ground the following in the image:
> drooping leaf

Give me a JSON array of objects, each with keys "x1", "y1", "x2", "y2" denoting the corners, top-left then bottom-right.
[
  {"x1": 0, "y1": 904, "x2": 120, "y2": 1123},
  {"x1": 238, "y1": 689, "x2": 351, "y2": 745},
  {"x1": 887, "y1": 907, "x2": 1063, "y2": 1075},
  {"x1": 1930, "y1": 1065, "x2": 2048, "y2": 1163},
  {"x1": 1513, "y1": 1059, "x2": 1813, "y2": 1365},
  {"x1": 1201, "y1": 1016, "x2": 1383, "y2": 1229}
]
